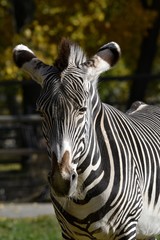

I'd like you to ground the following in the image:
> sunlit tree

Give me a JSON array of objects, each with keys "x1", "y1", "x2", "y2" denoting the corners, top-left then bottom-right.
[{"x1": 0, "y1": 0, "x2": 158, "y2": 81}]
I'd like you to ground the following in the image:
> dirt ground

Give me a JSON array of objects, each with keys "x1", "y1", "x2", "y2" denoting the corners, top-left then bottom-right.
[{"x1": 0, "y1": 203, "x2": 54, "y2": 218}]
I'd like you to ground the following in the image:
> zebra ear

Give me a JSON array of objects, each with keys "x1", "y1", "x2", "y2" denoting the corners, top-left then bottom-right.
[
  {"x1": 13, "y1": 44, "x2": 51, "y2": 85},
  {"x1": 84, "y1": 42, "x2": 121, "y2": 76}
]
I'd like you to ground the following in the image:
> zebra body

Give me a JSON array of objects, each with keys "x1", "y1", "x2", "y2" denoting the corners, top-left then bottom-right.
[
  {"x1": 50, "y1": 102, "x2": 160, "y2": 239},
  {"x1": 13, "y1": 39, "x2": 160, "y2": 240}
]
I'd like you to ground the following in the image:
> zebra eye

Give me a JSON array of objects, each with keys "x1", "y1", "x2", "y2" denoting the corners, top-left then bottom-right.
[{"x1": 79, "y1": 107, "x2": 87, "y2": 112}]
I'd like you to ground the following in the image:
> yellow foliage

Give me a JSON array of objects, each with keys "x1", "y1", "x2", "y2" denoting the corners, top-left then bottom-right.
[{"x1": 0, "y1": 0, "x2": 158, "y2": 80}]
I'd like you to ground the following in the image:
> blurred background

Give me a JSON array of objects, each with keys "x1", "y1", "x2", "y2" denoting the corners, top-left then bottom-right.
[{"x1": 0, "y1": 0, "x2": 160, "y2": 203}]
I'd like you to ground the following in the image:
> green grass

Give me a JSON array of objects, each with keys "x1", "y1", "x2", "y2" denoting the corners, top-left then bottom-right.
[
  {"x1": 0, "y1": 216, "x2": 159, "y2": 240},
  {"x1": 0, "y1": 216, "x2": 62, "y2": 240}
]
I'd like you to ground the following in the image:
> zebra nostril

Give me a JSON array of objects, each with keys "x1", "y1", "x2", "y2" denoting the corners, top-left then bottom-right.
[{"x1": 71, "y1": 172, "x2": 77, "y2": 182}]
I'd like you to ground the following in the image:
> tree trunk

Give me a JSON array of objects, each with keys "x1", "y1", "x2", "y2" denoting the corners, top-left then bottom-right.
[
  {"x1": 11, "y1": 0, "x2": 35, "y2": 32},
  {"x1": 127, "y1": 0, "x2": 160, "y2": 108}
]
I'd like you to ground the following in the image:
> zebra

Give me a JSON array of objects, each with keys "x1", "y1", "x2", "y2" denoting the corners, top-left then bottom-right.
[{"x1": 13, "y1": 38, "x2": 160, "y2": 240}]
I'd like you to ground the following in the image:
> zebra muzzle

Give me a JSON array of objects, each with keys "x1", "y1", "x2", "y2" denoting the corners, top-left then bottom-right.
[
  {"x1": 48, "y1": 151, "x2": 78, "y2": 197},
  {"x1": 48, "y1": 168, "x2": 77, "y2": 197}
]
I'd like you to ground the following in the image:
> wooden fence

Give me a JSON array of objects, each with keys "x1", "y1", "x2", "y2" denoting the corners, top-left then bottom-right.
[{"x1": 0, "y1": 75, "x2": 160, "y2": 201}]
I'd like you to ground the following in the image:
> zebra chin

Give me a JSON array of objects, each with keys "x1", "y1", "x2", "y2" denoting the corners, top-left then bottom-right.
[{"x1": 48, "y1": 167, "x2": 78, "y2": 198}]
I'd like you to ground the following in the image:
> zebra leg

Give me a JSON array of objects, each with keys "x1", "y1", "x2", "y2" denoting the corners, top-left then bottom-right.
[{"x1": 115, "y1": 223, "x2": 137, "y2": 240}]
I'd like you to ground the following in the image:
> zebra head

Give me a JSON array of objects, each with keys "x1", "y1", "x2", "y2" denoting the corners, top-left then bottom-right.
[{"x1": 13, "y1": 39, "x2": 120, "y2": 197}]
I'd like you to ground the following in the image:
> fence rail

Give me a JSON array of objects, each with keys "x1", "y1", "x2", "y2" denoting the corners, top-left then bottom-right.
[
  {"x1": 0, "y1": 74, "x2": 160, "y2": 85},
  {"x1": 0, "y1": 114, "x2": 45, "y2": 160},
  {"x1": 0, "y1": 75, "x2": 160, "y2": 158},
  {"x1": 0, "y1": 114, "x2": 41, "y2": 123}
]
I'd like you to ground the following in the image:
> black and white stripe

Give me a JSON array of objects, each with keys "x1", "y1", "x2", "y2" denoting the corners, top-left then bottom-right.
[{"x1": 13, "y1": 39, "x2": 160, "y2": 240}]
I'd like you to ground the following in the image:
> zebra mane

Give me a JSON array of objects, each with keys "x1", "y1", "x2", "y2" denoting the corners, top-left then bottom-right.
[{"x1": 54, "y1": 38, "x2": 87, "y2": 71}]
